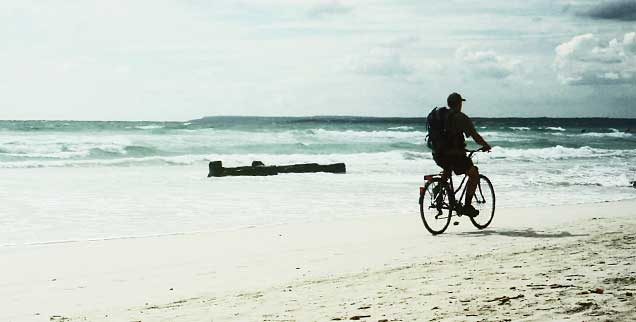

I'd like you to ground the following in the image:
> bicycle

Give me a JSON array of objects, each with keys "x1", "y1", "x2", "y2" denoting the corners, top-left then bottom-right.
[{"x1": 418, "y1": 148, "x2": 495, "y2": 235}]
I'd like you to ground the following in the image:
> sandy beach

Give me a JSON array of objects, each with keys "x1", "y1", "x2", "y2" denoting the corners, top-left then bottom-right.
[
  {"x1": 4, "y1": 0, "x2": 636, "y2": 320},
  {"x1": 2, "y1": 200, "x2": 635, "y2": 322}
]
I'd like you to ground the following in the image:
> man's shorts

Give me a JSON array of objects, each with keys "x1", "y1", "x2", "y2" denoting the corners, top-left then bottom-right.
[{"x1": 432, "y1": 153, "x2": 475, "y2": 175}]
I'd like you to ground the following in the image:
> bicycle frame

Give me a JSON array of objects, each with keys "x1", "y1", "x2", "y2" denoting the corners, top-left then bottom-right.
[
  {"x1": 448, "y1": 174, "x2": 468, "y2": 210},
  {"x1": 423, "y1": 148, "x2": 486, "y2": 213}
]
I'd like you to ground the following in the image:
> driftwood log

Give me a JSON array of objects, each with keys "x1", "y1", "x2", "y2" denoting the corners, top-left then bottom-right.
[{"x1": 208, "y1": 160, "x2": 346, "y2": 177}]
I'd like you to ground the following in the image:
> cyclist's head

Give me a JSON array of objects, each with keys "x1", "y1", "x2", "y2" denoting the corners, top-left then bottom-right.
[{"x1": 447, "y1": 92, "x2": 465, "y2": 110}]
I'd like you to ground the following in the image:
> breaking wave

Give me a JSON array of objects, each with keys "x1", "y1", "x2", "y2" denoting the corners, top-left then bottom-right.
[
  {"x1": 487, "y1": 145, "x2": 635, "y2": 161},
  {"x1": 387, "y1": 126, "x2": 415, "y2": 131},
  {"x1": 1, "y1": 118, "x2": 635, "y2": 168}
]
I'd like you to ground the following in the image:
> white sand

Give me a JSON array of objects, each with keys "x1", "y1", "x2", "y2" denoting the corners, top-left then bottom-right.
[{"x1": 2, "y1": 200, "x2": 636, "y2": 321}]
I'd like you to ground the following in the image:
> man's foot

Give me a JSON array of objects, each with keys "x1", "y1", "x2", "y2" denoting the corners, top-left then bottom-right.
[{"x1": 461, "y1": 204, "x2": 479, "y2": 217}]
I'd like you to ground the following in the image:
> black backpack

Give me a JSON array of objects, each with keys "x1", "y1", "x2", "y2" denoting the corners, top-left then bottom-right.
[{"x1": 426, "y1": 107, "x2": 454, "y2": 152}]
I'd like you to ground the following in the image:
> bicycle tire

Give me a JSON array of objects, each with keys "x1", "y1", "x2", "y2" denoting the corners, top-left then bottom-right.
[
  {"x1": 469, "y1": 174, "x2": 495, "y2": 229},
  {"x1": 420, "y1": 178, "x2": 452, "y2": 235}
]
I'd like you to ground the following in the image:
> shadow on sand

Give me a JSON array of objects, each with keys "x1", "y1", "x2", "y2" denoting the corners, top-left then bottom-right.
[{"x1": 457, "y1": 229, "x2": 588, "y2": 238}]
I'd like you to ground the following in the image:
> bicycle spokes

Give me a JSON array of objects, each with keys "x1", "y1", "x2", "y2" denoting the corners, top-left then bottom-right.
[
  {"x1": 469, "y1": 175, "x2": 496, "y2": 229},
  {"x1": 420, "y1": 179, "x2": 452, "y2": 235},
  {"x1": 475, "y1": 182, "x2": 486, "y2": 204}
]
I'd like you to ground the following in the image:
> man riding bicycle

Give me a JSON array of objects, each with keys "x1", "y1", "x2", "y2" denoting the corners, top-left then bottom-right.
[{"x1": 431, "y1": 92, "x2": 491, "y2": 217}]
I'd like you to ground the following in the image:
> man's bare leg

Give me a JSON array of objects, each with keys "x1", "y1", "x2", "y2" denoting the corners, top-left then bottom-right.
[{"x1": 465, "y1": 166, "x2": 479, "y2": 206}]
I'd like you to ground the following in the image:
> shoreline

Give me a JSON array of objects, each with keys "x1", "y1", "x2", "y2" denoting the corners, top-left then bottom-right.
[
  {"x1": 2, "y1": 200, "x2": 636, "y2": 321},
  {"x1": 3, "y1": 197, "x2": 635, "y2": 249}
]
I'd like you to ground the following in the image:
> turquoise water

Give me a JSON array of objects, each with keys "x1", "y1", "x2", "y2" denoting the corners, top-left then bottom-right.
[{"x1": 1, "y1": 117, "x2": 635, "y2": 167}]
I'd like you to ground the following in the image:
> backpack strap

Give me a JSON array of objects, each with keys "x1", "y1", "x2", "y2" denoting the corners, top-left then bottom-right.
[{"x1": 443, "y1": 108, "x2": 456, "y2": 134}]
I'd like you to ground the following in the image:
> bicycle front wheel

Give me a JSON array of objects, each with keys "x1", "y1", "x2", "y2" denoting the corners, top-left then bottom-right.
[
  {"x1": 470, "y1": 174, "x2": 495, "y2": 229},
  {"x1": 420, "y1": 178, "x2": 452, "y2": 235}
]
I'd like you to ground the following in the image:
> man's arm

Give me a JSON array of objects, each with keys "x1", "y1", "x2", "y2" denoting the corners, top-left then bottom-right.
[
  {"x1": 470, "y1": 131, "x2": 491, "y2": 151},
  {"x1": 463, "y1": 115, "x2": 491, "y2": 151}
]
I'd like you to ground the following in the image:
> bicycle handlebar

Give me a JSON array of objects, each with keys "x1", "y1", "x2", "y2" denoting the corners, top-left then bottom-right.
[{"x1": 466, "y1": 147, "x2": 488, "y2": 158}]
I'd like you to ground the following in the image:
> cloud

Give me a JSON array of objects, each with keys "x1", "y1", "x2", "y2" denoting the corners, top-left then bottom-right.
[
  {"x1": 554, "y1": 32, "x2": 636, "y2": 85},
  {"x1": 378, "y1": 35, "x2": 419, "y2": 49},
  {"x1": 307, "y1": 0, "x2": 352, "y2": 18},
  {"x1": 455, "y1": 47, "x2": 522, "y2": 80},
  {"x1": 348, "y1": 48, "x2": 414, "y2": 77},
  {"x1": 580, "y1": 0, "x2": 636, "y2": 21}
]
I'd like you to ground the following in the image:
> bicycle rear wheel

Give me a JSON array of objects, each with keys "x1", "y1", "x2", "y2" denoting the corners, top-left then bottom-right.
[
  {"x1": 470, "y1": 174, "x2": 495, "y2": 229},
  {"x1": 419, "y1": 178, "x2": 452, "y2": 235}
]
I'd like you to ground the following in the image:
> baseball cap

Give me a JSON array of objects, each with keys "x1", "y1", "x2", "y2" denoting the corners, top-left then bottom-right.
[{"x1": 447, "y1": 92, "x2": 466, "y2": 106}]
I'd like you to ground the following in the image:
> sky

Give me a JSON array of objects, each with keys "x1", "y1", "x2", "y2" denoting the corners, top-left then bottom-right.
[{"x1": 1, "y1": 0, "x2": 635, "y2": 120}]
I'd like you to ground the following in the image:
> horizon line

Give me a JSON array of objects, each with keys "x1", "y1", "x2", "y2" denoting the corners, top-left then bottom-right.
[{"x1": 1, "y1": 115, "x2": 636, "y2": 122}]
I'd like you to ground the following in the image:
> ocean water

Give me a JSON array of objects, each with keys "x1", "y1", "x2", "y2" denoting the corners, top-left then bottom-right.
[{"x1": 1, "y1": 117, "x2": 635, "y2": 246}]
